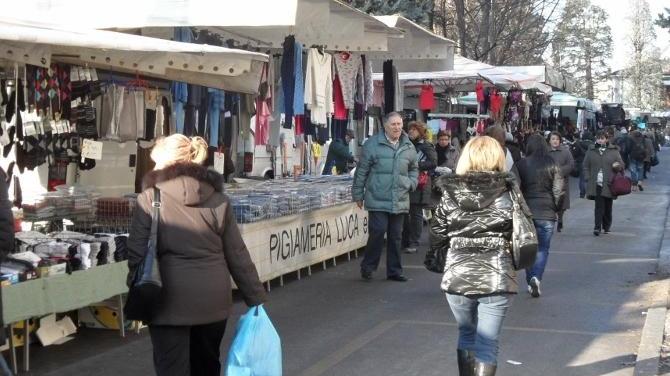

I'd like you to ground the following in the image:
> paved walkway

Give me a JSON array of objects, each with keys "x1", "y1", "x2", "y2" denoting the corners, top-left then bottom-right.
[{"x1": 21, "y1": 149, "x2": 670, "y2": 376}]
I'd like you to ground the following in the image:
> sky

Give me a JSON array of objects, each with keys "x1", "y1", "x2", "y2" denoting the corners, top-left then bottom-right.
[{"x1": 590, "y1": 0, "x2": 670, "y2": 71}]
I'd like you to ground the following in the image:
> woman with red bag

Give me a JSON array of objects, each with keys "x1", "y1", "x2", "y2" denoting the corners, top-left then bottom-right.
[
  {"x1": 583, "y1": 130, "x2": 625, "y2": 236},
  {"x1": 402, "y1": 121, "x2": 437, "y2": 254}
]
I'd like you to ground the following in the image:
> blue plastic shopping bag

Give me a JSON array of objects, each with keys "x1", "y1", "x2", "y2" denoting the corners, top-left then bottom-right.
[{"x1": 225, "y1": 305, "x2": 282, "y2": 376}]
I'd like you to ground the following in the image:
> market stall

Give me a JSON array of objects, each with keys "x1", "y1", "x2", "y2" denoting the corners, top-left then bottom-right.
[{"x1": 550, "y1": 92, "x2": 598, "y2": 131}]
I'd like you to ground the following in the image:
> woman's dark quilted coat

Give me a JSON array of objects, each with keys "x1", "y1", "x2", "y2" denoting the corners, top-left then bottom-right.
[{"x1": 431, "y1": 172, "x2": 517, "y2": 296}]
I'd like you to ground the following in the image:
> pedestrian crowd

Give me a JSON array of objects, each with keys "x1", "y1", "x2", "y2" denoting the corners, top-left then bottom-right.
[{"x1": 352, "y1": 112, "x2": 666, "y2": 375}]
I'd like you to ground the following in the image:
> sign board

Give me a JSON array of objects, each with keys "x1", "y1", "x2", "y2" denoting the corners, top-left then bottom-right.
[
  {"x1": 238, "y1": 203, "x2": 369, "y2": 282},
  {"x1": 213, "y1": 152, "x2": 225, "y2": 174},
  {"x1": 81, "y1": 139, "x2": 103, "y2": 160}
]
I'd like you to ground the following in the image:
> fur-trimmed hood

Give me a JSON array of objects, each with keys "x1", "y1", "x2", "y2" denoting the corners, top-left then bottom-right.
[
  {"x1": 142, "y1": 163, "x2": 223, "y2": 206},
  {"x1": 437, "y1": 172, "x2": 513, "y2": 211}
]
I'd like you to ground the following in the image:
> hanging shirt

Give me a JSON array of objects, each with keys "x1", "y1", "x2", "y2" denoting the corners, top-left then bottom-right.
[
  {"x1": 304, "y1": 49, "x2": 333, "y2": 126},
  {"x1": 362, "y1": 56, "x2": 374, "y2": 110},
  {"x1": 333, "y1": 52, "x2": 362, "y2": 109},
  {"x1": 475, "y1": 81, "x2": 485, "y2": 103},
  {"x1": 419, "y1": 85, "x2": 435, "y2": 111},
  {"x1": 393, "y1": 65, "x2": 403, "y2": 112},
  {"x1": 207, "y1": 89, "x2": 225, "y2": 146}
]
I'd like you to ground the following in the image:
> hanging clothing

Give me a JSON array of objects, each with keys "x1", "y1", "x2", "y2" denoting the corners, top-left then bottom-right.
[
  {"x1": 293, "y1": 41, "x2": 305, "y2": 116},
  {"x1": 383, "y1": 60, "x2": 394, "y2": 115},
  {"x1": 255, "y1": 63, "x2": 272, "y2": 145},
  {"x1": 100, "y1": 84, "x2": 124, "y2": 141},
  {"x1": 134, "y1": 91, "x2": 146, "y2": 140},
  {"x1": 304, "y1": 48, "x2": 333, "y2": 126},
  {"x1": 362, "y1": 55, "x2": 374, "y2": 110},
  {"x1": 207, "y1": 89, "x2": 225, "y2": 147},
  {"x1": 173, "y1": 27, "x2": 191, "y2": 134},
  {"x1": 118, "y1": 89, "x2": 140, "y2": 142},
  {"x1": 419, "y1": 85, "x2": 435, "y2": 111},
  {"x1": 281, "y1": 35, "x2": 296, "y2": 127},
  {"x1": 490, "y1": 90, "x2": 502, "y2": 118},
  {"x1": 333, "y1": 52, "x2": 362, "y2": 109},
  {"x1": 331, "y1": 117, "x2": 348, "y2": 142},
  {"x1": 393, "y1": 65, "x2": 403, "y2": 112},
  {"x1": 333, "y1": 76, "x2": 348, "y2": 121},
  {"x1": 475, "y1": 81, "x2": 485, "y2": 103}
]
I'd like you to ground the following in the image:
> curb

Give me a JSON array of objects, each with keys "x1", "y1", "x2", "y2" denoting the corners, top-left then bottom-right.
[{"x1": 635, "y1": 180, "x2": 670, "y2": 376}]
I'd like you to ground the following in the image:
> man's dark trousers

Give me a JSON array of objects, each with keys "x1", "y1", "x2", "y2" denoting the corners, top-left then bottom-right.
[{"x1": 361, "y1": 210, "x2": 404, "y2": 277}]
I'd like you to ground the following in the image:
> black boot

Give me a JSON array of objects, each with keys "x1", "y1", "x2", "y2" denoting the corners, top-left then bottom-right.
[
  {"x1": 474, "y1": 361, "x2": 497, "y2": 376},
  {"x1": 457, "y1": 349, "x2": 475, "y2": 376}
]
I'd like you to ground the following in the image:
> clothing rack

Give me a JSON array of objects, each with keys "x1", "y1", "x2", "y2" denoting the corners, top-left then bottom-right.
[{"x1": 428, "y1": 113, "x2": 490, "y2": 119}]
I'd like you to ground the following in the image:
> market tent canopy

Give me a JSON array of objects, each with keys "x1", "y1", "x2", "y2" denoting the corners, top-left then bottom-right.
[
  {"x1": 6, "y1": 0, "x2": 299, "y2": 28},
  {"x1": 550, "y1": 92, "x2": 597, "y2": 112},
  {"x1": 372, "y1": 55, "x2": 552, "y2": 93},
  {"x1": 372, "y1": 15, "x2": 455, "y2": 71},
  {"x1": 0, "y1": 19, "x2": 268, "y2": 93},
  {"x1": 500, "y1": 65, "x2": 574, "y2": 93}
]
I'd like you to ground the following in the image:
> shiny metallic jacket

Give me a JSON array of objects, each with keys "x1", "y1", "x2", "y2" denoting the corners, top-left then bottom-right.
[{"x1": 431, "y1": 172, "x2": 517, "y2": 296}]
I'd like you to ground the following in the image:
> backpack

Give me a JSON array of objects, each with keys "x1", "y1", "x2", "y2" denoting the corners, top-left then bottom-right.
[{"x1": 630, "y1": 138, "x2": 646, "y2": 162}]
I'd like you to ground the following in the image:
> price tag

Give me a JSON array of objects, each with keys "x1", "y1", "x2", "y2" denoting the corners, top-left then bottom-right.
[
  {"x1": 213, "y1": 151, "x2": 225, "y2": 174},
  {"x1": 81, "y1": 139, "x2": 103, "y2": 160}
]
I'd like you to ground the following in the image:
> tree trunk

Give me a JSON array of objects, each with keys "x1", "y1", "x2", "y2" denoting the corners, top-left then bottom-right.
[
  {"x1": 454, "y1": 0, "x2": 468, "y2": 57},
  {"x1": 480, "y1": 0, "x2": 492, "y2": 63}
]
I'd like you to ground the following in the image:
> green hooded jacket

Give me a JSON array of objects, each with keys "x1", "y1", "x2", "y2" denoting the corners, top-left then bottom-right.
[{"x1": 352, "y1": 133, "x2": 419, "y2": 214}]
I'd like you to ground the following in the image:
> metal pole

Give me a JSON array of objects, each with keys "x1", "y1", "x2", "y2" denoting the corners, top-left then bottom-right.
[
  {"x1": 117, "y1": 294, "x2": 126, "y2": 338},
  {"x1": 22, "y1": 320, "x2": 29, "y2": 371},
  {"x1": 8, "y1": 325, "x2": 16, "y2": 375}
]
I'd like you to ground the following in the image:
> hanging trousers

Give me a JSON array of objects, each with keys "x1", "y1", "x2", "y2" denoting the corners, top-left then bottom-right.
[{"x1": 149, "y1": 320, "x2": 227, "y2": 376}]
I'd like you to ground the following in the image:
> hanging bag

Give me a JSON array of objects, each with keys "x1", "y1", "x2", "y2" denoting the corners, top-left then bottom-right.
[
  {"x1": 226, "y1": 305, "x2": 282, "y2": 376},
  {"x1": 508, "y1": 185, "x2": 538, "y2": 270},
  {"x1": 124, "y1": 188, "x2": 162, "y2": 323}
]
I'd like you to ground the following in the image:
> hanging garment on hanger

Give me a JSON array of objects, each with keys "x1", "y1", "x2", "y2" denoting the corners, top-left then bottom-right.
[
  {"x1": 333, "y1": 75, "x2": 348, "y2": 121},
  {"x1": 100, "y1": 84, "x2": 124, "y2": 141},
  {"x1": 207, "y1": 89, "x2": 225, "y2": 146},
  {"x1": 173, "y1": 27, "x2": 192, "y2": 134},
  {"x1": 475, "y1": 81, "x2": 484, "y2": 103},
  {"x1": 281, "y1": 35, "x2": 296, "y2": 127},
  {"x1": 393, "y1": 64, "x2": 403, "y2": 112},
  {"x1": 304, "y1": 48, "x2": 333, "y2": 126},
  {"x1": 134, "y1": 91, "x2": 146, "y2": 140},
  {"x1": 118, "y1": 88, "x2": 139, "y2": 141},
  {"x1": 419, "y1": 85, "x2": 435, "y2": 111},
  {"x1": 383, "y1": 60, "x2": 394, "y2": 114},
  {"x1": 362, "y1": 55, "x2": 374, "y2": 110},
  {"x1": 293, "y1": 40, "x2": 305, "y2": 116},
  {"x1": 333, "y1": 52, "x2": 362, "y2": 109},
  {"x1": 255, "y1": 63, "x2": 272, "y2": 145}
]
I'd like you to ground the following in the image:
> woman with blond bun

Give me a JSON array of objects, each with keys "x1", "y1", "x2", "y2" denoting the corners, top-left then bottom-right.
[
  {"x1": 431, "y1": 136, "x2": 522, "y2": 376},
  {"x1": 127, "y1": 134, "x2": 267, "y2": 376}
]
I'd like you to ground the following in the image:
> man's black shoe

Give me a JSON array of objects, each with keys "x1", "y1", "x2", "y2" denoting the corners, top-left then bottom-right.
[
  {"x1": 387, "y1": 275, "x2": 408, "y2": 282},
  {"x1": 557, "y1": 222, "x2": 563, "y2": 232},
  {"x1": 593, "y1": 230, "x2": 600, "y2": 236},
  {"x1": 361, "y1": 271, "x2": 373, "y2": 281}
]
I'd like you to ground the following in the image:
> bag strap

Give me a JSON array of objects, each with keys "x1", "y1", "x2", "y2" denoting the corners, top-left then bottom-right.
[{"x1": 150, "y1": 188, "x2": 161, "y2": 247}]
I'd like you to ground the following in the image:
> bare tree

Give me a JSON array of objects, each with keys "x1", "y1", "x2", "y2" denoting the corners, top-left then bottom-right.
[{"x1": 626, "y1": 0, "x2": 659, "y2": 108}]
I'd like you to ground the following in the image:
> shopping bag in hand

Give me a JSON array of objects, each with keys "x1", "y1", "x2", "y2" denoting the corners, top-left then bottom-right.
[{"x1": 226, "y1": 305, "x2": 282, "y2": 376}]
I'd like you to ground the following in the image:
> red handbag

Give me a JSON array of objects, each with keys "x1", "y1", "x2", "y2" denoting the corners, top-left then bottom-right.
[
  {"x1": 609, "y1": 172, "x2": 632, "y2": 197},
  {"x1": 417, "y1": 171, "x2": 429, "y2": 190}
]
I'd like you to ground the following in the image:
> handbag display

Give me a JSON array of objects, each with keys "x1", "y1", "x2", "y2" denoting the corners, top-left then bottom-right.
[
  {"x1": 609, "y1": 171, "x2": 632, "y2": 197},
  {"x1": 509, "y1": 186, "x2": 538, "y2": 271},
  {"x1": 123, "y1": 188, "x2": 162, "y2": 323}
]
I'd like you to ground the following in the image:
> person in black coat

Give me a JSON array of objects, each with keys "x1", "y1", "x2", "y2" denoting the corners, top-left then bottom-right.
[
  {"x1": 0, "y1": 167, "x2": 14, "y2": 371},
  {"x1": 513, "y1": 134, "x2": 565, "y2": 298},
  {"x1": 323, "y1": 129, "x2": 355, "y2": 175},
  {"x1": 402, "y1": 121, "x2": 437, "y2": 254}
]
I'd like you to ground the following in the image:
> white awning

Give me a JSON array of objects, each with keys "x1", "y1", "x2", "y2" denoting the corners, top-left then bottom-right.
[
  {"x1": 499, "y1": 65, "x2": 575, "y2": 93},
  {"x1": 550, "y1": 92, "x2": 596, "y2": 111},
  {"x1": 6, "y1": 0, "x2": 299, "y2": 28},
  {"x1": 0, "y1": 19, "x2": 268, "y2": 93}
]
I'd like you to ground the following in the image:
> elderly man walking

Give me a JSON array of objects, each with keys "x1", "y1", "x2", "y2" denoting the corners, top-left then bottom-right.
[{"x1": 353, "y1": 112, "x2": 418, "y2": 282}]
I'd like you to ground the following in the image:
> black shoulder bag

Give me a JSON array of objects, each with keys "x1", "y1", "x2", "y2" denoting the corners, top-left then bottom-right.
[
  {"x1": 124, "y1": 188, "x2": 162, "y2": 323},
  {"x1": 508, "y1": 185, "x2": 538, "y2": 270}
]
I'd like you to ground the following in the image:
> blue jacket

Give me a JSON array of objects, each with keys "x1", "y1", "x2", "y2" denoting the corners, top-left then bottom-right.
[{"x1": 352, "y1": 133, "x2": 418, "y2": 214}]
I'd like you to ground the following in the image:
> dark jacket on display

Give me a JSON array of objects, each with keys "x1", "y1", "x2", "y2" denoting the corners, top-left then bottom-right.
[
  {"x1": 583, "y1": 143, "x2": 625, "y2": 199},
  {"x1": 127, "y1": 163, "x2": 267, "y2": 326},
  {"x1": 431, "y1": 172, "x2": 517, "y2": 296},
  {"x1": 0, "y1": 168, "x2": 14, "y2": 339},
  {"x1": 513, "y1": 156, "x2": 565, "y2": 221},
  {"x1": 549, "y1": 145, "x2": 575, "y2": 210},
  {"x1": 324, "y1": 139, "x2": 354, "y2": 174},
  {"x1": 409, "y1": 139, "x2": 437, "y2": 207}
]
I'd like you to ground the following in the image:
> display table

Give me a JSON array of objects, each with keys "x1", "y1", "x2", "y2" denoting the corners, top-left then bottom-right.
[{"x1": 2, "y1": 262, "x2": 129, "y2": 373}]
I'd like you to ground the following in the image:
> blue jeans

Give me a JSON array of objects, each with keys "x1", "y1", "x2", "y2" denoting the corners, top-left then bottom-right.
[
  {"x1": 360, "y1": 211, "x2": 404, "y2": 277},
  {"x1": 630, "y1": 160, "x2": 644, "y2": 184},
  {"x1": 447, "y1": 294, "x2": 512, "y2": 365},
  {"x1": 526, "y1": 219, "x2": 555, "y2": 283}
]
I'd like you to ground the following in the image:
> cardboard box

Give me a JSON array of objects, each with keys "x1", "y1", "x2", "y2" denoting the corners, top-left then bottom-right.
[{"x1": 36, "y1": 314, "x2": 77, "y2": 346}]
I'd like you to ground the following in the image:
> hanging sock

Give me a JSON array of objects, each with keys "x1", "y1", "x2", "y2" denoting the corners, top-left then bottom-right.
[{"x1": 17, "y1": 79, "x2": 25, "y2": 112}]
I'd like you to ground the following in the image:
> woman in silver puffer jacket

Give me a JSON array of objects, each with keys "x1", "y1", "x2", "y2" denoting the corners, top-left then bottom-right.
[{"x1": 431, "y1": 136, "x2": 518, "y2": 376}]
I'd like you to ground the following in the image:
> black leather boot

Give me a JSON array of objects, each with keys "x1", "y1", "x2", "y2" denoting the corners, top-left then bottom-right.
[
  {"x1": 474, "y1": 361, "x2": 497, "y2": 376},
  {"x1": 457, "y1": 349, "x2": 475, "y2": 376}
]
